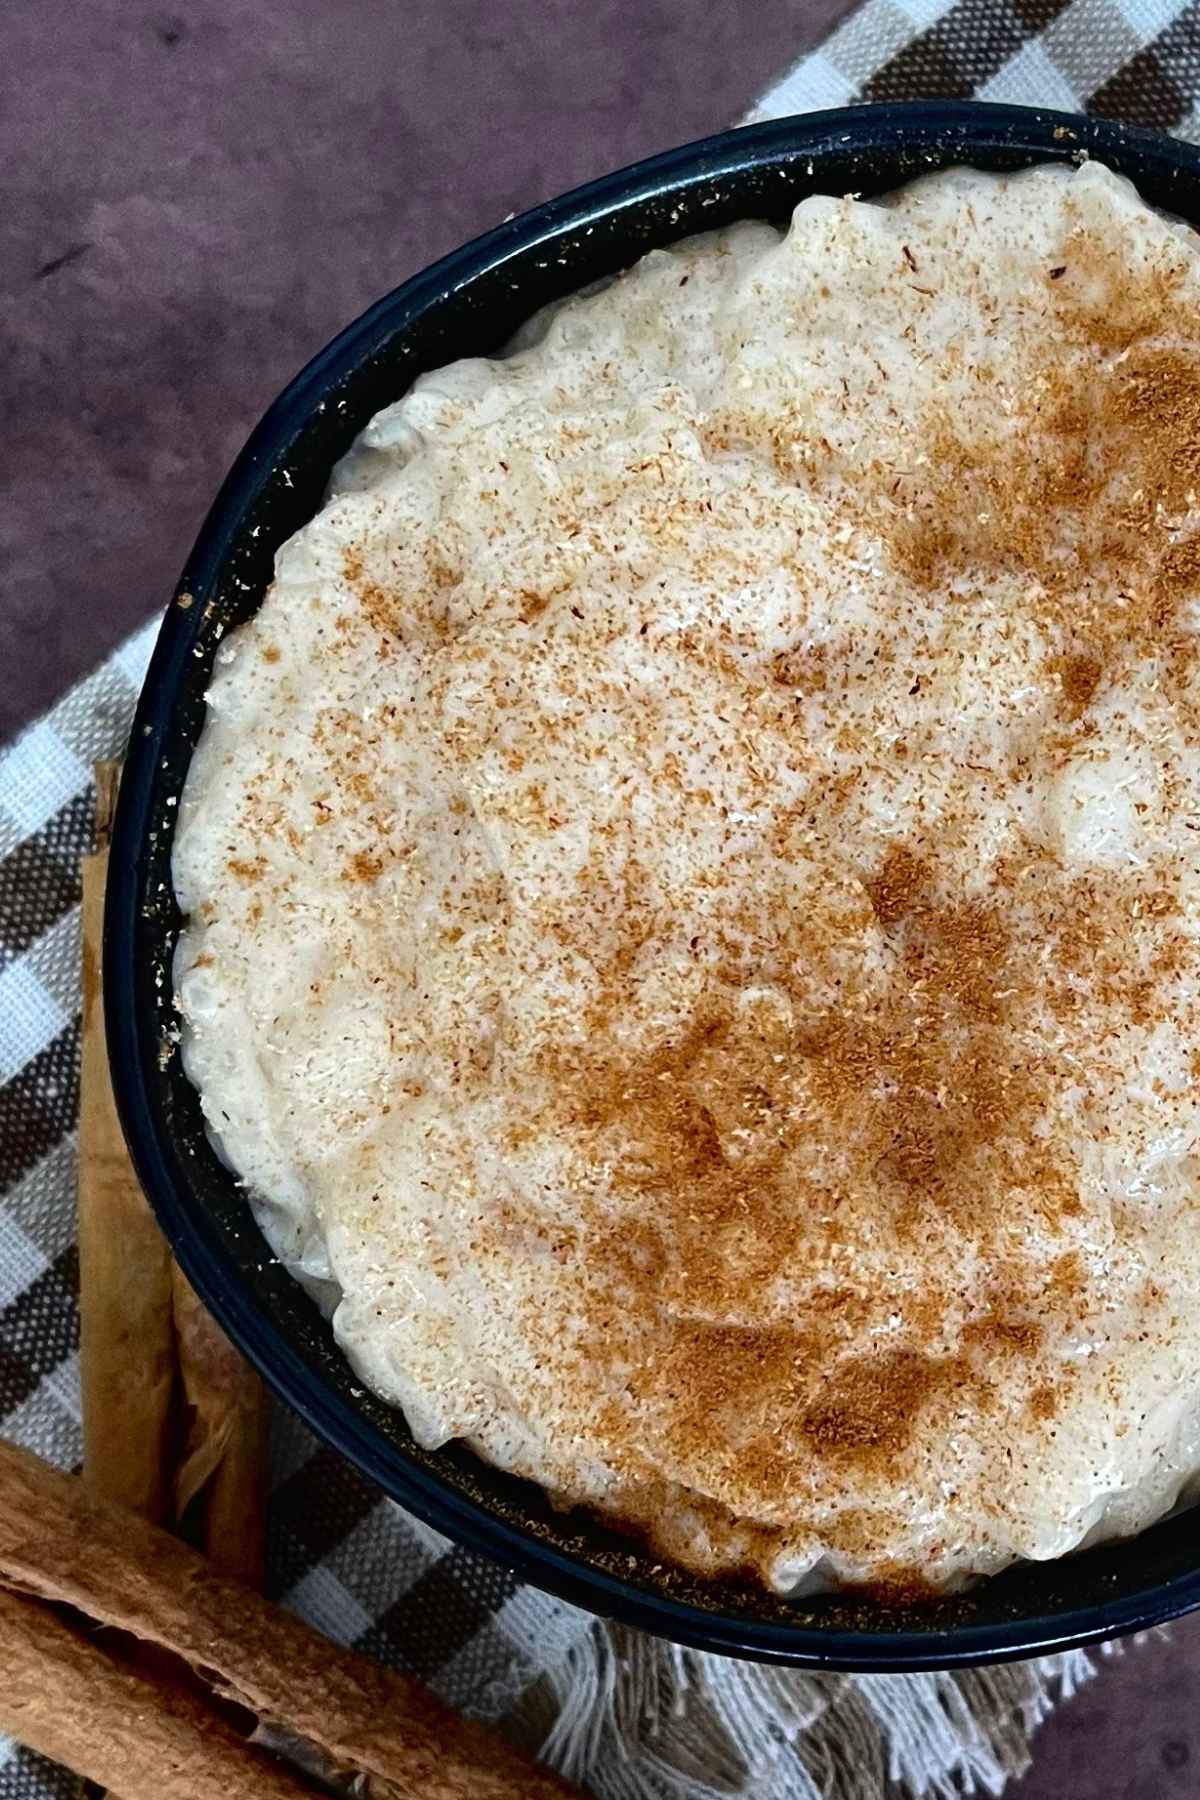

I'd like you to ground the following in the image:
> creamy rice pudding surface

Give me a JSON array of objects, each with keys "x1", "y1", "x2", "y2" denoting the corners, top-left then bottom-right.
[{"x1": 175, "y1": 162, "x2": 1200, "y2": 1595}]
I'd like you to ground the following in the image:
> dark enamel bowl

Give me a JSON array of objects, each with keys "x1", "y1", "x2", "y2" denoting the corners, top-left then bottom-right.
[{"x1": 105, "y1": 99, "x2": 1200, "y2": 1670}]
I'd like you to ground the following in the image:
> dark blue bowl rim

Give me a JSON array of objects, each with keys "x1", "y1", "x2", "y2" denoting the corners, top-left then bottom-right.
[{"x1": 105, "y1": 97, "x2": 1200, "y2": 1670}]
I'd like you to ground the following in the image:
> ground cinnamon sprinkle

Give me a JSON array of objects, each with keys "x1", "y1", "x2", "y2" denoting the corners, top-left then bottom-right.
[
  {"x1": 1055, "y1": 651, "x2": 1103, "y2": 717},
  {"x1": 800, "y1": 1351, "x2": 952, "y2": 1459},
  {"x1": 558, "y1": 832, "x2": 1071, "y2": 1485},
  {"x1": 176, "y1": 163, "x2": 1200, "y2": 1597},
  {"x1": 1028, "y1": 1384, "x2": 1059, "y2": 1422},
  {"x1": 226, "y1": 855, "x2": 267, "y2": 882},
  {"x1": 344, "y1": 849, "x2": 384, "y2": 884},
  {"x1": 864, "y1": 844, "x2": 928, "y2": 926},
  {"x1": 1109, "y1": 345, "x2": 1200, "y2": 514}
]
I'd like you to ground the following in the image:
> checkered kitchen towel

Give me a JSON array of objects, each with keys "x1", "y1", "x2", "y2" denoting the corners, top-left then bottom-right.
[{"x1": 4, "y1": 1, "x2": 1200, "y2": 1793}]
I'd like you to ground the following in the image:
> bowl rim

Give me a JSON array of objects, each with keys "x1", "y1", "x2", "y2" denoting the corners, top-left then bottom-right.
[{"x1": 105, "y1": 96, "x2": 1200, "y2": 1670}]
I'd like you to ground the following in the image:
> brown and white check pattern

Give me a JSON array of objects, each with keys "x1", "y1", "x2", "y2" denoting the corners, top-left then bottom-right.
[{"x1": 4, "y1": 2, "x2": 1199, "y2": 1791}]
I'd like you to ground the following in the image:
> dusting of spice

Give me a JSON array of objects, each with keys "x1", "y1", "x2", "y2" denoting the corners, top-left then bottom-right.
[{"x1": 174, "y1": 160, "x2": 1200, "y2": 1599}]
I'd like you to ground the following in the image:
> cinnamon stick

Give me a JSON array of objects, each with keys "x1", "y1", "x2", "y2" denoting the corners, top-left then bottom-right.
[
  {"x1": 79, "y1": 759, "x2": 267, "y2": 1578},
  {"x1": 0, "y1": 1586, "x2": 322, "y2": 1799},
  {"x1": 0, "y1": 1437, "x2": 576, "y2": 1800},
  {"x1": 78, "y1": 761, "x2": 175, "y2": 1524},
  {"x1": 171, "y1": 1265, "x2": 268, "y2": 1585}
]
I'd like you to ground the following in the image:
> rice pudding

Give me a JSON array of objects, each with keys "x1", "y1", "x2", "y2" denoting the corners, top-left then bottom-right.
[{"x1": 175, "y1": 161, "x2": 1200, "y2": 1594}]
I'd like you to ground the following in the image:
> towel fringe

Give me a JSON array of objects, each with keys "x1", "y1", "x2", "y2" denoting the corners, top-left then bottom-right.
[{"x1": 534, "y1": 1620, "x2": 1094, "y2": 1800}]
